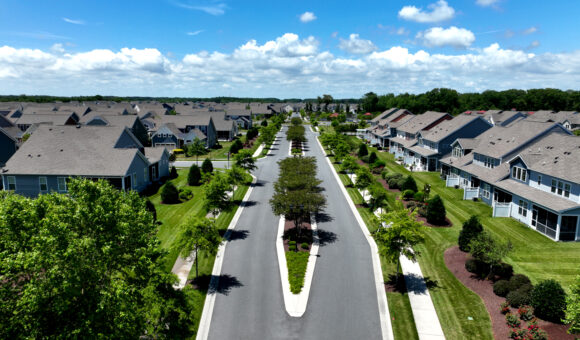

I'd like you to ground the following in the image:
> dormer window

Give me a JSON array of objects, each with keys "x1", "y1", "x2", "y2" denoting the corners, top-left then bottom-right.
[
  {"x1": 511, "y1": 166, "x2": 527, "y2": 182},
  {"x1": 452, "y1": 146, "x2": 462, "y2": 158}
]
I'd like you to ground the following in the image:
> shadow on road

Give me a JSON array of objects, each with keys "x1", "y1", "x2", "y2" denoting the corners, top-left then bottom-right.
[
  {"x1": 222, "y1": 229, "x2": 250, "y2": 242},
  {"x1": 316, "y1": 229, "x2": 338, "y2": 247},
  {"x1": 242, "y1": 200, "x2": 258, "y2": 207},
  {"x1": 192, "y1": 274, "x2": 244, "y2": 295},
  {"x1": 252, "y1": 180, "x2": 268, "y2": 187},
  {"x1": 315, "y1": 212, "x2": 333, "y2": 223}
]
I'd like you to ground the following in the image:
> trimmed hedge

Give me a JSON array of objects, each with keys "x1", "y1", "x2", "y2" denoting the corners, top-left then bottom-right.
[
  {"x1": 493, "y1": 280, "x2": 511, "y2": 297},
  {"x1": 161, "y1": 181, "x2": 180, "y2": 204},
  {"x1": 531, "y1": 279, "x2": 567, "y2": 323},
  {"x1": 426, "y1": 194, "x2": 446, "y2": 225},
  {"x1": 509, "y1": 274, "x2": 532, "y2": 292},
  {"x1": 401, "y1": 175, "x2": 418, "y2": 192},
  {"x1": 507, "y1": 284, "x2": 533, "y2": 308},
  {"x1": 458, "y1": 215, "x2": 484, "y2": 252}
]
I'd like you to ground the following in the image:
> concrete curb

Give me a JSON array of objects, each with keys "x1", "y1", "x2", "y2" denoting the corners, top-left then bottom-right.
[
  {"x1": 276, "y1": 215, "x2": 319, "y2": 317},
  {"x1": 252, "y1": 143, "x2": 265, "y2": 158},
  {"x1": 314, "y1": 136, "x2": 394, "y2": 340},
  {"x1": 195, "y1": 175, "x2": 258, "y2": 340}
]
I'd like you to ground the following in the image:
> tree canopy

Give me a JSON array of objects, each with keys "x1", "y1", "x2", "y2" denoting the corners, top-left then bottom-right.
[{"x1": 0, "y1": 179, "x2": 196, "y2": 338}]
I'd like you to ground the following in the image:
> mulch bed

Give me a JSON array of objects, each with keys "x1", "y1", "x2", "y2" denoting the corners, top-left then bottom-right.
[
  {"x1": 283, "y1": 215, "x2": 312, "y2": 253},
  {"x1": 444, "y1": 246, "x2": 574, "y2": 340}
]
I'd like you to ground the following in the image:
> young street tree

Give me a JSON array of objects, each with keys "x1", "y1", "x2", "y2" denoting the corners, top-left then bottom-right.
[
  {"x1": 0, "y1": 179, "x2": 196, "y2": 339},
  {"x1": 373, "y1": 209, "x2": 427, "y2": 282},
  {"x1": 187, "y1": 164, "x2": 202, "y2": 186},
  {"x1": 468, "y1": 230, "x2": 512, "y2": 276},
  {"x1": 355, "y1": 166, "x2": 374, "y2": 195},
  {"x1": 204, "y1": 172, "x2": 232, "y2": 216},
  {"x1": 187, "y1": 137, "x2": 206, "y2": 164},
  {"x1": 227, "y1": 165, "x2": 247, "y2": 196},
  {"x1": 234, "y1": 149, "x2": 257, "y2": 173},
  {"x1": 172, "y1": 216, "x2": 221, "y2": 278},
  {"x1": 270, "y1": 156, "x2": 326, "y2": 238}
]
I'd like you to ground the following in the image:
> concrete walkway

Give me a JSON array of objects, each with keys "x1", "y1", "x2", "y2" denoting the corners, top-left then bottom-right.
[
  {"x1": 172, "y1": 253, "x2": 196, "y2": 289},
  {"x1": 400, "y1": 256, "x2": 446, "y2": 340}
]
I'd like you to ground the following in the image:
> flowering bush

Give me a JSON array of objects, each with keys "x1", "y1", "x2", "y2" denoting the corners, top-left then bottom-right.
[
  {"x1": 508, "y1": 328, "x2": 527, "y2": 340},
  {"x1": 500, "y1": 301, "x2": 511, "y2": 314},
  {"x1": 518, "y1": 305, "x2": 534, "y2": 321},
  {"x1": 526, "y1": 323, "x2": 548, "y2": 340},
  {"x1": 506, "y1": 313, "x2": 521, "y2": 328}
]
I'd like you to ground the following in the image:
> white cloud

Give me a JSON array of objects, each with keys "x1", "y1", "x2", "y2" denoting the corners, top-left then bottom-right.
[
  {"x1": 528, "y1": 40, "x2": 540, "y2": 49},
  {"x1": 523, "y1": 26, "x2": 538, "y2": 35},
  {"x1": 299, "y1": 11, "x2": 316, "y2": 23},
  {"x1": 187, "y1": 30, "x2": 205, "y2": 36},
  {"x1": 476, "y1": 0, "x2": 500, "y2": 6},
  {"x1": 338, "y1": 34, "x2": 377, "y2": 54},
  {"x1": 50, "y1": 43, "x2": 65, "y2": 54},
  {"x1": 173, "y1": 2, "x2": 227, "y2": 15},
  {"x1": 396, "y1": 27, "x2": 409, "y2": 35},
  {"x1": 417, "y1": 26, "x2": 475, "y2": 48},
  {"x1": 0, "y1": 34, "x2": 579, "y2": 98},
  {"x1": 63, "y1": 17, "x2": 85, "y2": 25},
  {"x1": 398, "y1": 0, "x2": 455, "y2": 23}
]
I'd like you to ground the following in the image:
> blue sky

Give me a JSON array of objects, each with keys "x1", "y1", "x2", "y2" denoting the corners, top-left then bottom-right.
[{"x1": 0, "y1": 0, "x2": 579, "y2": 98}]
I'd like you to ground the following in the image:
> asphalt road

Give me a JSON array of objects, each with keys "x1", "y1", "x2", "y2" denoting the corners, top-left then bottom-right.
[{"x1": 207, "y1": 126, "x2": 383, "y2": 340}]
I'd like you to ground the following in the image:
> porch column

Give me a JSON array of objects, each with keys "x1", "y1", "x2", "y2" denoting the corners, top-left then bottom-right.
[
  {"x1": 576, "y1": 217, "x2": 580, "y2": 241},
  {"x1": 556, "y1": 214, "x2": 562, "y2": 241},
  {"x1": 121, "y1": 176, "x2": 125, "y2": 191}
]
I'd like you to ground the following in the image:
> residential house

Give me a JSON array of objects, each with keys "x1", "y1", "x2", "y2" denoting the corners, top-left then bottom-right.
[
  {"x1": 1, "y1": 125, "x2": 168, "y2": 197},
  {"x1": 389, "y1": 111, "x2": 452, "y2": 162},
  {"x1": 151, "y1": 123, "x2": 206, "y2": 149},
  {"x1": 13, "y1": 112, "x2": 80, "y2": 132},
  {"x1": 406, "y1": 114, "x2": 493, "y2": 171},
  {"x1": 151, "y1": 115, "x2": 217, "y2": 148},
  {"x1": 224, "y1": 109, "x2": 253, "y2": 129},
  {"x1": 366, "y1": 109, "x2": 414, "y2": 148},
  {"x1": 0, "y1": 127, "x2": 19, "y2": 167},
  {"x1": 209, "y1": 112, "x2": 238, "y2": 141},
  {"x1": 463, "y1": 109, "x2": 527, "y2": 127}
]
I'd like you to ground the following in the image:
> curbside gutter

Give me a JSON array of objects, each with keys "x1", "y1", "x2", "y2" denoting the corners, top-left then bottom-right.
[
  {"x1": 314, "y1": 135, "x2": 394, "y2": 340},
  {"x1": 195, "y1": 175, "x2": 258, "y2": 340}
]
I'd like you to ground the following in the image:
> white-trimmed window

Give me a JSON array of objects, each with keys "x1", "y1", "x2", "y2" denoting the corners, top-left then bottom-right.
[
  {"x1": 481, "y1": 183, "x2": 491, "y2": 199},
  {"x1": 39, "y1": 177, "x2": 48, "y2": 193},
  {"x1": 6, "y1": 176, "x2": 16, "y2": 190},
  {"x1": 452, "y1": 146, "x2": 462, "y2": 158},
  {"x1": 512, "y1": 166, "x2": 527, "y2": 182},
  {"x1": 57, "y1": 177, "x2": 67, "y2": 192},
  {"x1": 132, "y1": 173, "x2": 137, "y2": 189},
  {"x1": 518, "y1": 200, "x2": 528, "y2": 217},
  {"x1": 551, "y1": 179, "x2": 571, "y2": 198}
]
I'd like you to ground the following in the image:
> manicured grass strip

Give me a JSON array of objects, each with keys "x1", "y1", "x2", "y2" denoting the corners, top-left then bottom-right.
[
  {"x1": 285, "y1": 251, "x2": 310, "y2": 294},
  {"x1": 387, "y1": 291, "x2": 418, "y2": 340}
]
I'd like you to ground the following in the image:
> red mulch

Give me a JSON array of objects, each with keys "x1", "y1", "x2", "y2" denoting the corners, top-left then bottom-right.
[
  {"x1": 444, "y1": 246, "x2": 574, "y2": 340},
  {"x1": 377, "y1": 177, "x2": 401, "y2": 193},
  {"x1": 283, "y1": 216, "x2": 312, "y2": 253}
]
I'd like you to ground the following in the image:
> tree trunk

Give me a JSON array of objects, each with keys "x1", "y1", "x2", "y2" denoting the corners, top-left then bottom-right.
[{"x1": 195, "y1": 248, "x2": 199, "y2": 278}]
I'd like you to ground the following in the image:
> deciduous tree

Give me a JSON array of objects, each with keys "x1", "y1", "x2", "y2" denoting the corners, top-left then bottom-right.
[{"x1": 173, "y1": 217, "x2": 221, "y2": 278}]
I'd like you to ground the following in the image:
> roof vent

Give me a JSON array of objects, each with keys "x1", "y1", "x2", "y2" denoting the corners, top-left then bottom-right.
[{"x1": 76, "y1": 124, "x2": 81, "y2": 128}]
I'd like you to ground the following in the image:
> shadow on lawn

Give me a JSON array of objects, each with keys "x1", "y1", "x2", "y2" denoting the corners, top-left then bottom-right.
[{"x1": 191, "y1": 274, "x2": 243, "y2": 295}]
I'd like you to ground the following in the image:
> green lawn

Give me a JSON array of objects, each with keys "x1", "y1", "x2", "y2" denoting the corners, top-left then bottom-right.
[
  {"x1": 148, "y1": 168, "x2": 250, "y2": 338},
  {"x1": 323, "y1": 142, "x2": 493, "y2": 340},
  {"x1": 176, "y1": 141, "x2": 234, "y2": 161}
]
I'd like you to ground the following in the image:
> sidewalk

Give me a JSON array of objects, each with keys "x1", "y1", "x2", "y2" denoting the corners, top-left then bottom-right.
[{"x1": 400, "y1": 255, "x2": 446, "y2": 340}]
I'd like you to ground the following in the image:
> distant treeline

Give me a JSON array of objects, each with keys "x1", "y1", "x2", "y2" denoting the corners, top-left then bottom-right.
[
  {"x1": 2, "y1": 88, "x2": 580, "y2": 114},
  {"x1": 360, "y1": 88, "x2": 580, "y2": 115}
]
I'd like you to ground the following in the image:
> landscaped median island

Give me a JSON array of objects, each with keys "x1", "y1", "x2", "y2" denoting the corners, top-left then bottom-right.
[{"x1": 270, "y1": 118, "x2": 326, "y2": 304}]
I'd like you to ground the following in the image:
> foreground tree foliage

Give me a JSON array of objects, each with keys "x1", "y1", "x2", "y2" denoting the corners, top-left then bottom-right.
[
  {"x1": 373, "y1": 208, "x2": 427, "y2": 281},
  {"x1": 0, "y1": 179, "x2": 196, "y2": 338},
  {"x1": 565, "y1": 275, "x2": 580, "y2": 334},
  {"x1": 173, "y1": 217, "x2": 221, "y2": 278}
]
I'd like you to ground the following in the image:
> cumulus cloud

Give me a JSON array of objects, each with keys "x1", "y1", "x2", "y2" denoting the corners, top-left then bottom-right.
[
  {"x1": 476, "y1": 0, "x2": 500, "y2": 6},
  {"x1": 398, "y1": 0, "x2": 455, "y2": 23},
  {"x1": 416, "y1": 26, "x2": 476, "y2": 48},
  {"x1": 299, "y1": 11, "x2": 316, "y2": 23},
  {"x1": 0, "y1": 33, "x2": 579, "y2": 97},
  {"x1": 338, "y1": 34, "x2": 377, "y2": 54}
]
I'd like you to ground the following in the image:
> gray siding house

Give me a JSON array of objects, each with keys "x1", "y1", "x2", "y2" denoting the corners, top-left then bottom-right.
[{"x1": 1, "y1": 125, "x2": 167, "y2": 197}]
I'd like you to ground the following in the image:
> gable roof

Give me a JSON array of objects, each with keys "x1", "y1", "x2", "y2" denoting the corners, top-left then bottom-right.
[
  {"x1": 473, "y1": 121, "x2": 565, "y2": 159},
  {"x1": 396, "y1": 111, "x2": 450, "y2": 135},
  {"x1": 3, "y1": 125, "x2": 145, "y2": 177},
  {"x1": 421, "y1": 115, "x2": 490, "y2": 143}
]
